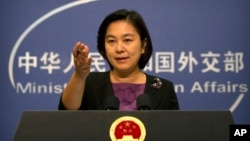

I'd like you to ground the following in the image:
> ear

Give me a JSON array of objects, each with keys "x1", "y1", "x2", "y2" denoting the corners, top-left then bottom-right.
[{"x1": 141, "y1": 38, "x2": 147, "y2": 54}]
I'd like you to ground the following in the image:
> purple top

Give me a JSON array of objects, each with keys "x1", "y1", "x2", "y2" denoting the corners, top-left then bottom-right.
[{"x1": 112, "y1": 83, "x2": 146, "y2": 111}]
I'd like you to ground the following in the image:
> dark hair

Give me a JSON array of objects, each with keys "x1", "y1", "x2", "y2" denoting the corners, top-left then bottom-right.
[{"x1": 97, "y1": 9, "x2": 153, "y2": 69}]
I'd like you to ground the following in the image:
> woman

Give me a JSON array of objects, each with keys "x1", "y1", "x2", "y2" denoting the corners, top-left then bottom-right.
[{"x1": 58, "y1": 9, "x2": 179, "y2": 110}]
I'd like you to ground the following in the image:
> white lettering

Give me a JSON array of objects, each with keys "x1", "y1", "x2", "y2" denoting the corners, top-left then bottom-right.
[
  {"x1": 16, "y1": 82, "x2": 65, "y2": 94},
  {"x1": 190, "y1": 81, "x2": 203, "y2": 93},
  {"x1": 175, "y1": 84, "x2": 185, "y2": 94},
  {"x1": 234, "y1": 129, "x2": 247, "y2": 136},
  {"x1": 190, "y1": 81, "x2": 248, "y2": 94},
  {"x1": 234, "y1": 129, "x2": 241, "y2": 136}
]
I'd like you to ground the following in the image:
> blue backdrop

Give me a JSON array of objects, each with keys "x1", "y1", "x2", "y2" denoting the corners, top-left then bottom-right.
[{"x1": 1, "y1": 0, "x2": 249, "y2": 141}]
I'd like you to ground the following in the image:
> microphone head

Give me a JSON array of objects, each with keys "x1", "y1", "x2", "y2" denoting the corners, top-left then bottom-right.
[
  {"x1": 104, "y1": 96, "x2": 120, "y2": 110},
  {"x1": 136, "y1": 94, "x2": 152, "y2": 110}
]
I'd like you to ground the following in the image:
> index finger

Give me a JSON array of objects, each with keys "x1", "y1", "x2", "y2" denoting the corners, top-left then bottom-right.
[
  {"x1": 72, "y1": 42, "x2": 81, "y2": 57},
  {"x1": 72, "y1": 42, "x2": 87, "y2": 57}
]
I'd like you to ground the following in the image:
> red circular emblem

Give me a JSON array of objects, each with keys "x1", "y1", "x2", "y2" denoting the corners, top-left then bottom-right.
[{"x1": 110, "y1": 116, "x2": 146, "y2": 141}]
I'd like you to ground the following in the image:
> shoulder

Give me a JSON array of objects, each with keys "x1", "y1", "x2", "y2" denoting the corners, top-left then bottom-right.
[{"x1": 86, "y1": 71, "x2": 109, "y2": 81}]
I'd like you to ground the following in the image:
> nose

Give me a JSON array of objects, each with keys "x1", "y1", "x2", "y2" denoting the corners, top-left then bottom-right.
[{"x1": 115, "y1": 41, "x2": 124, "y2": 53}]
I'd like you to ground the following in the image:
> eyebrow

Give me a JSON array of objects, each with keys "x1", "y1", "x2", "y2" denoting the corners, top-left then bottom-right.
[{"x1": 105, "y1": 33, "x2": 135, "y2": 38}]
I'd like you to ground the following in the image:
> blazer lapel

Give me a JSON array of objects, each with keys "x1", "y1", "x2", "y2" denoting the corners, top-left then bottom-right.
[
  {"x1": 144, "y1": 74, "x2": 162, "y2": 109},
  {"x1": 93, "y1": 72, "x2": 114, "y2": 107}
]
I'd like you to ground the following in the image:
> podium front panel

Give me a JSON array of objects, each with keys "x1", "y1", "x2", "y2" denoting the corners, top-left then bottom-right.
[{"x1": 13, "y1": 110, "x2": 234, "y2": 141}]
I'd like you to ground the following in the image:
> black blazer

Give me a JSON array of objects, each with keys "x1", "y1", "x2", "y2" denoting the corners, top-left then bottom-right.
[{"x1": 59, "y1": 71, "x2": 179, "y2": 110}]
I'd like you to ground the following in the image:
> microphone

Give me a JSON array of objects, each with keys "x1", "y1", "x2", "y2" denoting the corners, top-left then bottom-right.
[
  {"x1": 104, "y1": 96, "x2": 120, "y2": 110},
  {"x1": 136, "y1": 94, "x2": 152, "y2": 110}
]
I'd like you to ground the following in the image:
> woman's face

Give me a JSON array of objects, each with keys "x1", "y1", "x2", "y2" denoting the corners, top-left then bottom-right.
[{"x1": 105, "y1": 20, "x2": 145, "y2": 73}]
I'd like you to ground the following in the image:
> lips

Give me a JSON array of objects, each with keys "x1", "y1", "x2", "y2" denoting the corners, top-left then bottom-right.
[
  {"x1": 115, "y1": 57, "x2": 129, "y2": 62},
  {"x1": 116, "y1": 57, "x2": 128, "y2": 60}
]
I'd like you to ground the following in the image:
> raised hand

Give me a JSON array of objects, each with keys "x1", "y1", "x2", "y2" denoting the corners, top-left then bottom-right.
[{"x1": 72, "y1": 42, "x2": 92, "y2": 80}]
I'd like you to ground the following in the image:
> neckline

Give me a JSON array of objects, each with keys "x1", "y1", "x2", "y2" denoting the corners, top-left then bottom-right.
[
  {"x1": 112, "y1": 83, "x2": 146, "y2": 85},
  {"x1": 109, "y1": 71, "x2": 147, "y2": 84}
]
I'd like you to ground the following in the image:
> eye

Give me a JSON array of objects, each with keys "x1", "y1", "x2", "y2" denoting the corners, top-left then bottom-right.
[
  {"x1": 107, "y1": 39, "x2": 116, "y2": 44},
  {"x1": 124, "y1": 38, "x2": 132, "y2": 43}
]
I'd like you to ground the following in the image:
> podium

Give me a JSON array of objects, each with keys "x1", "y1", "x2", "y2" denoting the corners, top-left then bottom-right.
[{"x1": 13, "y1": 110, "x2": 234, "y2": 141}]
